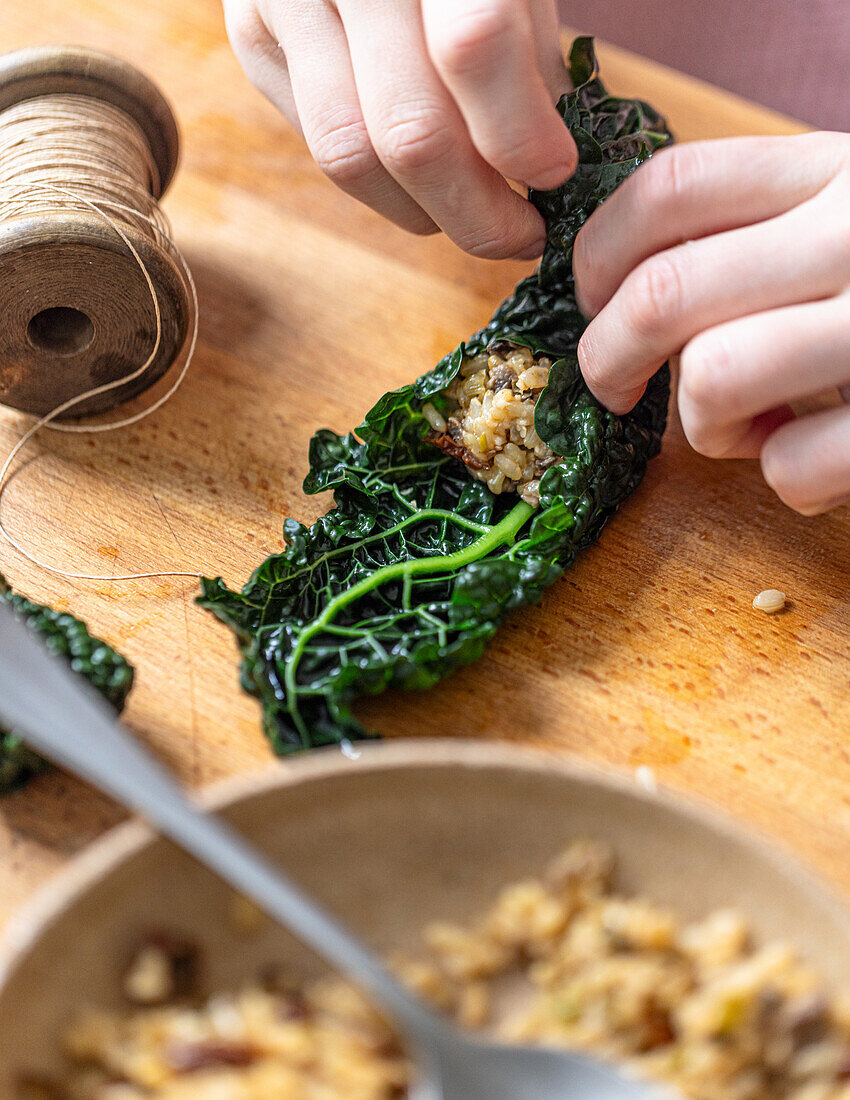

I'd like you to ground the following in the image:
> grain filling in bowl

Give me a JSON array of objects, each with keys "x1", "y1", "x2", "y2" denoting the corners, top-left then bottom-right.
[{"x1": 28, "y1": 841, "x2": 850, "y2": 1099}]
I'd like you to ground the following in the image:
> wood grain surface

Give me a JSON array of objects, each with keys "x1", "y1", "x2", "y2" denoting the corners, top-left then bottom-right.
[{"x1": 0, "y1": 0, "x2": 846, "y2": 934}]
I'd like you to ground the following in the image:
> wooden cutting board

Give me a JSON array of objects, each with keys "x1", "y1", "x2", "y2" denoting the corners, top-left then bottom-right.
[{"x1": 1, "y1": 1, "x2": 847, "y2": 931}]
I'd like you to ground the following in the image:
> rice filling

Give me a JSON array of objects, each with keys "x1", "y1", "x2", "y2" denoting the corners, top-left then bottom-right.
[{"x1": 425, "y1": 343, "x2": 562, "y2": 507}]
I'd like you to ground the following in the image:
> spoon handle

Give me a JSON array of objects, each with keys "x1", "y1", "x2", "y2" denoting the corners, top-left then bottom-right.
[{"x1": 0, "y1": 602, "x2": 441, "y2": 1042}]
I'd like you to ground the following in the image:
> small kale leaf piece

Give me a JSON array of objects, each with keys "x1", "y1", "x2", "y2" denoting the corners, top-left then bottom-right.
[
  {"x1": 199, "y1": 38, "x2": 673, "y2": 754},
  {"x1": 0, "y1": 575, "x2": 135, "y2": 793}
]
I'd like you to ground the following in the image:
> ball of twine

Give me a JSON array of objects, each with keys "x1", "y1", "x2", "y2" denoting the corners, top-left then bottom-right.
[{"x1": 0, "y1": 92, "x2": 201, "y2": 581}]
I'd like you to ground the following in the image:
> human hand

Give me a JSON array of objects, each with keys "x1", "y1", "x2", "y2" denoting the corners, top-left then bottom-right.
[
  {"x1": 223, "y1": 0, "x2": 577, "y2": 259},
  {"x1": 573, "y1": 133, "x2": 850, "y2": 515}
]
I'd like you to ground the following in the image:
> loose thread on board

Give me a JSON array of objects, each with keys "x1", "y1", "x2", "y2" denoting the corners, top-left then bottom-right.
[{"x1": 0, "y1": 94, "x2": 203, "y2": 582}]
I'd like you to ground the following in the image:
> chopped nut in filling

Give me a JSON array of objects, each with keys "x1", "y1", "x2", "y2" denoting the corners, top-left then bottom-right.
[{"x1": 424, "y1": 342, "x2": 562, "y2": 507}]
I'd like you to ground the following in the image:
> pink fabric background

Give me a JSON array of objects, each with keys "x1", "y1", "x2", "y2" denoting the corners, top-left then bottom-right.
[{"x1": 559, "y1": 0, "x2": 850, "y2": 131}]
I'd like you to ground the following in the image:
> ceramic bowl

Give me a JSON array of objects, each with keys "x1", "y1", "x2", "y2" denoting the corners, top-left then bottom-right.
[{"x1": 1, "y1": 739, "x2": 849, "y2": 1084}]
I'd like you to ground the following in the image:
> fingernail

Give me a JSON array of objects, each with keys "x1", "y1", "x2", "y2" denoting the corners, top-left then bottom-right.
[{"x1": 516, "y1": 237, "x2": 547, "y2": 261}]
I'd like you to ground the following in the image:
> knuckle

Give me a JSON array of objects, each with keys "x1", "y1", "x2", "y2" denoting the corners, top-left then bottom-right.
[
  {"x1": 310, "y1": 116, "x2": 378, "y2": 187},
  {"x1": 430, "y1": 4, "x2": 514, "y2": 77},
  {"x1": 625, "y1": 254, "x2": 684, "y2": 341},
  {"x1": 375, "y1": 111, "x2": 455, "y2": 175}
]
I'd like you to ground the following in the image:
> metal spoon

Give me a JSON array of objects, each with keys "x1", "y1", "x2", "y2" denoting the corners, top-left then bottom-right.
[{"x1": 0, "y1": 603, "x2": 669, "y2": 1099}]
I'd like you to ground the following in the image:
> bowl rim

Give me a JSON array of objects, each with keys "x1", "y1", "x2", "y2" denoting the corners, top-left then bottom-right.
[{"x1": 1, "y1": 738, "x2": 848, "y2": 996}]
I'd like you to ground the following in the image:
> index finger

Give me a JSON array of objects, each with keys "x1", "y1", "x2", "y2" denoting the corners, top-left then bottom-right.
[{"x1": 423, "y1": 0, "x2": 577, "y2": 190}]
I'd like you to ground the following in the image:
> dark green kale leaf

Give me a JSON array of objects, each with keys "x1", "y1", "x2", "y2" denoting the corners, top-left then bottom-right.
[
  {"x1": 198, "y1": 38, "x2": 673, "y2": 754},
  {"x1": 0, "y1": 575, "x2": 134, "y2": 793}
]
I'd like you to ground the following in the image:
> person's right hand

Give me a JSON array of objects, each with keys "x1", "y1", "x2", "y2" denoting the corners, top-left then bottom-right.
[{"x1": 223, "y1": 0, "x2": 577, "y2": 259}]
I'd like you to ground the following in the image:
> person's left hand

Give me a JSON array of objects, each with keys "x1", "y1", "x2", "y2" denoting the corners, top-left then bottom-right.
[{"x1": 572, "y1": 132, "x2": 850, "y2": 515}]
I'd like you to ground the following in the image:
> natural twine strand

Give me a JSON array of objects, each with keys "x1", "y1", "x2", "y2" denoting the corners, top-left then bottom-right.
[{"x1": 0, "y1": 94, "x2": 202, "y2": 581}]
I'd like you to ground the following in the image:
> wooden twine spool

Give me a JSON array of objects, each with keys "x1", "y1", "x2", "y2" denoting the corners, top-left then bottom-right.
[{"x1": 0, "y1": 46, "x2": 189, "y2": 418}]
